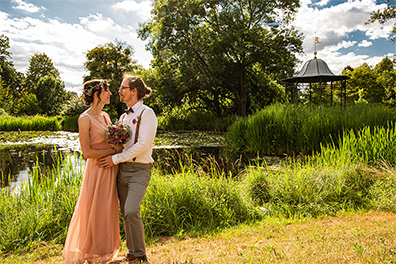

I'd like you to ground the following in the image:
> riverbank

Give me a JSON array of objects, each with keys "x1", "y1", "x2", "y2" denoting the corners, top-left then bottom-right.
[{"x1": 1, "y1": 211, "x2": 395, "y2": 263}]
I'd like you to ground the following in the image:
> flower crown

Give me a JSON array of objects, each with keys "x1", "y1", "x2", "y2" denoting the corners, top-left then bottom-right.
[{"x1": 83, "y1": 80, "x2": 107, "y2": 96}]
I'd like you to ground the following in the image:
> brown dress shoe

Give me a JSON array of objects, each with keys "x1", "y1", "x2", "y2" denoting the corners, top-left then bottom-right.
[
  {"x1": 136, "y1": 255, "x2": 148, "y2": 263},
  {"x1": 121, "y1": 253, "x2": 149, "y2": 263},
  {"x1": 121, "y1": 253, "x2": 136, "y2": 262}
]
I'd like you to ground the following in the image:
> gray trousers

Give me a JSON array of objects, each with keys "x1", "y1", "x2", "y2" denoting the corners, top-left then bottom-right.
[{"x1": 117, "y1": 162, "x2": 152, "y2": 257}]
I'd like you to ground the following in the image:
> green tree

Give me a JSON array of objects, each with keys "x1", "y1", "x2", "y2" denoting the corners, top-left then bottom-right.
[
  {"x1": 24, "y1": 53, "x2": 60, "y2": 93},
  {"x1": 0, "y1": 34, "x2": 21, "y2": 114},
  {"x1": 345, "y1": 63, "x2": 385, "y2": 104},
  {"x1": 34, "y1": 75, "x2": 71, "y2": 116},
  {"x1": 14, "y1": 92, "x2": 39, "y2": 116},
  {"x1": 139, "y1": 0, "x2": 303, "y2": 117},
  {"x1": 84, "y1": 41, "x2": 141, "y2": 119},
  {"x1": 374, "y1": 56, "x2": 396, "y2": 106},
  {"x1": 22, "y1": 53, "x2": 70, "y2": 116},
  {"x1": 366, "y1": 0, "x2": 396, "y2": 42}
]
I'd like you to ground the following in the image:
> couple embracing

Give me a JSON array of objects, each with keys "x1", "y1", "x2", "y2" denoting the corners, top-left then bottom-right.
[{"x1": 62, "y1": 73, "x2": 157, "y2": 264}]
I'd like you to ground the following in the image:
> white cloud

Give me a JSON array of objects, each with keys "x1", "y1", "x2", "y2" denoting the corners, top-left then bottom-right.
[
  {"x1": 340, "y1": 40, "x2": 357, "y2": 49},
  {"x1": 313, "y1": 0, "x2": 330, "y2": 6},
  {"x1": 295, "y1": 0, "x2": 390, "y2": 54},
  {"x1": 1, "y1": 10, "x2": 152, "y2": 93},
  {"x1": 358, "y1": 39, "x2": 372, "y2": 47},
  {"x1": 111, "y1": 0, "x2": 153, "y2": 21},
  {"x1": 80, "y1": 13, "x2": 134, "y2": 34},
  {"x1": 11, "y1": 0, "x2": 45, "y2": 13},
  {"x1": 293, "y1": 0, "x2": 395, "y2": 76}
]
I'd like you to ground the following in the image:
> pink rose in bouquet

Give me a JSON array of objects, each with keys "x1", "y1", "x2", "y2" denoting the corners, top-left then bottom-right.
[{"x1": 104, "y1": 122, "x2": 131, "y2": 146}]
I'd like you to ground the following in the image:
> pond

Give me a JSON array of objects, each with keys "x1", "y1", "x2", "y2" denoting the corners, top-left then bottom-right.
[{"x1": 1, "y1": 131, "x2": 268, "y2": 188}]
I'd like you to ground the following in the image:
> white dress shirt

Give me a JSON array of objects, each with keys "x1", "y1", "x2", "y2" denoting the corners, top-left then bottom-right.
[{"x1": 112, "y1": 101, "x2": 157, "y2": 165}]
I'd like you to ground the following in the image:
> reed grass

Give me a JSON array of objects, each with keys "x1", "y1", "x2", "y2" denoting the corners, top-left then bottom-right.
[
  {"x1": 0, "y1": 151, "x2": 84, "y2": 253},
  {"x1": 143, "y1": 170, "x2": 256, "y2": 242},
  {"x1": 0, "y1": 116, "x2": 62, "y2": 131},
  {"x1": 227, "y1": 103, "x2": 396, "y2": 155},
  {"x1": 239, "y1": 121, "x2": 396, "y2": 218},
  {"x1": 318, "y1": 122, "x2": 396, "y2": 167}
]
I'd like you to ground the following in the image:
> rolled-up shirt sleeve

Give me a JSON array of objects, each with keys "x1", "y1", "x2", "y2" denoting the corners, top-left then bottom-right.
[{"x1": 112, "y1": 107, "x2": 157, "y2": 165}]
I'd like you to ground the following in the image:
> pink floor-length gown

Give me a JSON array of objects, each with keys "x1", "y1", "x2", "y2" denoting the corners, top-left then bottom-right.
[{"x1": 63, "y1": 112, "x2": 119, "y2": 264}]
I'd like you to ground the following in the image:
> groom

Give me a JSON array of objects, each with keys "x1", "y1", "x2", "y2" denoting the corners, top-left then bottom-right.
[{"x1": 98, "y1": 73, "x2": 157, "y2": 263}]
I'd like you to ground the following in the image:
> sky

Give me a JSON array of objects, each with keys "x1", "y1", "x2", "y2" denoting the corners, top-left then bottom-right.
[{"x1": 1, "y1": 0, "x2": 395, "y2": 94}]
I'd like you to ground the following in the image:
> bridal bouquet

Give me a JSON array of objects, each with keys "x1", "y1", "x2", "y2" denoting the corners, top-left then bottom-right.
[{"x1": 105, "y1": 122, "x2": 131, "y2": 146}]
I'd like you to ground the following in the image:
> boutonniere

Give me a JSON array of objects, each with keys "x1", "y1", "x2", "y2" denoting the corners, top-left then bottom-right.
[{"x1": 132, "y1": 116, "x2": 141, "y2": 125}]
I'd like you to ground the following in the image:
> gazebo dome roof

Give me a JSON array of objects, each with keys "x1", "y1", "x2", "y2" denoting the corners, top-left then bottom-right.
[{"x1": 283, "y1": 53, "x2": 349, "y2": 83}]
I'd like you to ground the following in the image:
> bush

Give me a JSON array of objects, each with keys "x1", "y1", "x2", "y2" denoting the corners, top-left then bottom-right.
[
  {"x1": 60, "y1": 95, "x2": 87, "y2": 131},
  {"x1": 0, "y1": 116, "x2": 62, "y2": 131},
  {"x1": 62, "y1": 114, "x2": 79, "y2": 132}
]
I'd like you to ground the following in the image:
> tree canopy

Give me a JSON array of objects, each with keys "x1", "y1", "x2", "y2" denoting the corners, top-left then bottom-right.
[
  {"x1": 24, "y1": 53, "x2": 61, "y2": 93},
  {"x1": 0, "y1": 34, "x2": 20, "y2": 113},
  {"x1": 343, "y1": 57, "x2": 396, "y2": 105},
  {"x1": 139, "y1": 0, "x2": 303, "y2": 117},
  {"x1": 84, "y1": 41, "x2": 141, "y2": 119}
]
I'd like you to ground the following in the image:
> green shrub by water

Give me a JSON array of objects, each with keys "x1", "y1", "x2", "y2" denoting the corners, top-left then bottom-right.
[
  {"x1": 62, "y1": 114, "x2": 79, "y2": 132},
  {"x1": 0, "y1": 116, "x2": 62, "y2": 131},
  {"x1": 227, "y1": 103, "x2": 396, "y2": 155}
]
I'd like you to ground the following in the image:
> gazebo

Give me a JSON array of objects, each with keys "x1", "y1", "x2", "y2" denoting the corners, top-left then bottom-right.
[{"x1": 283, "y1": 51, "x2": 350, "y2": 107}]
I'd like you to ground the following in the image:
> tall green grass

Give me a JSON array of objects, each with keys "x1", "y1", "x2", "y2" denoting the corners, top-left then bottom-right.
[
  {"x1": 242, "y1": 122, "x2": 396, "y2": 218},
  {"x1": 143, "y1": 171, "x2": 255, "y2": 241},
  {"x1": 0, "y1": 150, "x2": 84, "y2": 253},
  {"x1": 61, "y1": 114, "x2": 79, "y2": 132},
  {"x1": 318, "y1": 123, "x2": 396, "y2": 167},
  {"x1": 0, "y1": 151, "x2": 256, "y2": 253},
  {"x1": 242, "y1": 162, "x2": 375, "y2": 218},
  {"x1": 227, "y1": 103, "x2": 396, "y2": 155},
  {"x1": 0, "y1": 116, "x2": 62, "y2": 131}
]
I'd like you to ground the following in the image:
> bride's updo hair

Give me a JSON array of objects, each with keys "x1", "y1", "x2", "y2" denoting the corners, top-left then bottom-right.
[
  {"x1": 82, "y1": 79, "x2": 109, "y2": 106},
  {"x1": 123, "y1": 73, "x2": 152, "y2": 100}
]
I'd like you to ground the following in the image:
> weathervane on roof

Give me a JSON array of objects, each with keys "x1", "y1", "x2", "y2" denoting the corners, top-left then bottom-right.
[{"x1": 314, "y1": 36, "x2": 322, "y2": 59}]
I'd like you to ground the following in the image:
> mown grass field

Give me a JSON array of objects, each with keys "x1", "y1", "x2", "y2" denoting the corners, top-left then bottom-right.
[{"x1": 1, "y1": 211, "x2": 395, "y2": 263}]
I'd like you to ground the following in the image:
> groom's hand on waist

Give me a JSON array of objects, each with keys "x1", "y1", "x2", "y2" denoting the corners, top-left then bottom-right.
[{"x1": 98, "y1": 155, "x2": 115, "y2": 168}]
